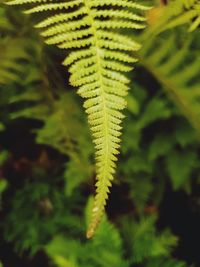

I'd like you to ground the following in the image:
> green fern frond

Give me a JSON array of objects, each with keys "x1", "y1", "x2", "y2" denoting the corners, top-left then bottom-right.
[
  {"x1": 151, "y1": 0, "x2": 200, "y2": 33},
  {"x1": 165, "y1": 0, "x2": 200, "y2": 32},
  {"x1": 121, "y1": 215, "x2": 177, "y2": 263},
  {"x1": 139, "y1": 34, "x2": 200, "y2": 135},
  {"x1": 5, "y1": 0, "x2": 149, "y2": 237},
  {"x1": 0, "y1": 38, "x2": 28, "y2": 84}
]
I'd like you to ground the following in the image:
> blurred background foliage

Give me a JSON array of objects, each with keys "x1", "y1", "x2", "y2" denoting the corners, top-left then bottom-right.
[{"x1": 0, "y1": 1, "x2": 200, "y2": 267}]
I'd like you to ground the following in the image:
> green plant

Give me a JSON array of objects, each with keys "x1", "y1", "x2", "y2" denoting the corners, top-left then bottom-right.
[
  {"x1": 139, "y1": 31, "x2": 200, "y2": 135},
  {"x1": 3, "y1": 178, "x2": 83, "y2": 255},
  {"x1": 44, "y1": 198, "x2": 187, "y2": 267},
  {"x1": 160, "y1": 0, "x2": 200, "y2": 32},
  {"x1": 1, "y1": 0, "x2": 200, "y2": 247}
]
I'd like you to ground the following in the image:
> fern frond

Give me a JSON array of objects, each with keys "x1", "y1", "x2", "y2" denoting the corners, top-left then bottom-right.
[
  {"x1": 150, "y1": 0, "x2": 200, "y2": 33},
  {"x1": 0, "y1": 39, "x2": 28, "y2": 84},
  {"x1": 5, "y1": 0, "x2": 149, "y2": 237},
  {"x1": 165, "y1": 0, "x2": 200, "y2": 32},
  {"x1": 139, "y1": 34, "x2": 200, "y2": 135}
]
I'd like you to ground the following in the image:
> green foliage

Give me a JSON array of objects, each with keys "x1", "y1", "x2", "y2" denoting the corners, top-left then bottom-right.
[
  {"x1": 147, "y1": 0, "x2": 200, "y2": 33},
  {"x1": 166, "y1": 150, "x2": 197, "y2": 190},
  {"x1": 0, "y1": 150, "x2": 8, "y2": 208},
  {"x1": 3, "y1": 179, "x2": 83, "y2": 255},
  {"x1": 3, "y1": 0, "x2": 200, "y2": 237},
  {"x1": 162, "y1": 0, "x2": 200, "y2": 32},
  {"x1": 118, "y1": 82, "x2": 199, "y2": 213},
  {"x1": 0, "y1": 5, "x2": 93, "y2": 198},
  {"x1": 0, "y1": 6, "x2": 41, "y2": 85},
  {"x1": 35, "y1": 93, "x2": 94, "y2": 196},
  {"x1": 44, "y1": 199, "x2": 188, "y2": 267},
  {"x1": 14, "y1": 88, "x2": 94, "y2": 196},
  {"x1": 0, "y1": 179, "x2": 8, "y2": 209},
  {"x1": 139, "y1": 32, "x2": 200, "y2": 135},
  {"x1": 0, "y1": 38, "x2": 28, "y2": 84},
  {"x1": 0, "y1": 150, "x2": 8, "y2": 166},
  {"x1": 146, "y1": 258, "x2": 187, "y2": 267},
  {"x1": 0, "y1": 2, "x2": 199, "y2": 267},
  {"x1": 121, "y1": 215, "x2": 177, "y2": 263},
  {"x1": 45, "y1": 198, "x2": 184, "y2": 267},
  {"x1": 0, "y1": 180, "x2": 7, "y2": 193},
  {"x1": 46, "y1": 198, "x2": 128, "y2": 267}
]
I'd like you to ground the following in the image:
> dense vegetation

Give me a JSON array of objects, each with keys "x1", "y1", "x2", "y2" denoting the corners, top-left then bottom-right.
[{"x1": 0, "y1": 1, "x2": 200, "y2": 266}]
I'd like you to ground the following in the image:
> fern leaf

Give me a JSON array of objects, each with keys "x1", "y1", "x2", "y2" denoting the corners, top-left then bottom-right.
[
  {"x1": 139, "y1": 34, "x2": 200, "y2": 135},
  {"x1": 165, "y1": 0, "x2": 200, "y2": 32},
  {"x1": 5, "y1": 0, "x2": 149, "y2": 237},
  {"x1": 0, "y1": 39, "x2": 28, "y2": 84},
  {"x1": 149, "y1": 0, "x2": 200, "y2": 33}
]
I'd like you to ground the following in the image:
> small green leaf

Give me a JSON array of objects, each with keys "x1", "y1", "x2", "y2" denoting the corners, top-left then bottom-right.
[
  {"x1": 127, "y1": 95, "x2": 140, "y2": 115},
  {"x1": 166, "y1": 150, "x2": 197, "y2": 190},
  {"x1": 0, "y1": 179, "x2": 8, "y2": 194},
  {"x1": 0, "y1": 150, "x2": 9, "y2": 166},
  {"x1": 0, "y1": 123, "x2": 5, "y2": 132}
]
